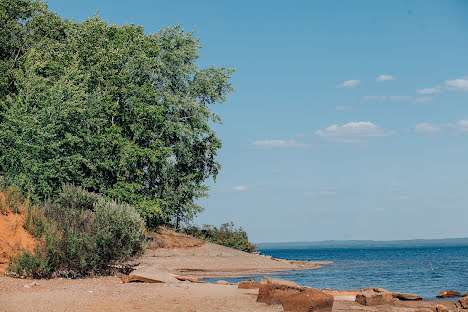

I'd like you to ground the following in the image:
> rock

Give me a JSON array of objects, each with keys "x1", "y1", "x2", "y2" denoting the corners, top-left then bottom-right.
[
  {"x1": 456, "y1": 296, "x2": 468, "y2": 309},
  {"x1": 215, "y1": 280, "x2": 231, "y2": 285},
  {"x1": 120, "y1": 275, "x2": 165, "y2": 283},
  {"x1": 281, "y1": 289, "x2": 334, "y2": 312},
  {"x1": 129, "y1": 267, "x2": 179, "y2": 283},
  {"x1": 173, "y1": 275, "x2": 204, "y2": 283},
  {"x1": 436, "y1": 290, "x2": 461, "y2": 298},
  {"x1": 355, "y1": 287, "x2": 394, "y2": 306},
  {"x1": 261, "y1": 276, "x2": 298, "y2": 288},
  {"x1": 257, "y1": 284, "x2": 301, "y2": 305},
  {"x1": 392, "y1": 292, "x2": 423, "y2": 301},
  {"x1": 238, "y1": 281, "x2": 262, "y2": 289}
]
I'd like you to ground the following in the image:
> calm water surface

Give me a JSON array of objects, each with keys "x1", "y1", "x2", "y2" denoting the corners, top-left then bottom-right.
[{"x1": 204, "y1": 246, "x2": 468, "y2": 300}]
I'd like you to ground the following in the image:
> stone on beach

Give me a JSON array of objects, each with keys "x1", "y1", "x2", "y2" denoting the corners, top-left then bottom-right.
[
  {"x1": 257, "y1": 284, "x2": 301, "y2": 305},
  {"x1": 260, "y1": 276, "x2": 298, "y2": 288},
  {"x1": 355, "y1": 287, "x2": 394, "y2": 306},
  {"x1": 281, "y1": 289, "x2": 334, "y2": 312},
  {"x1": 436, "y1": 290, "x2": 461, "y2": 298},
  {"x1": 392, "y1": 292, "x2": 423, "y2": 301},
  {"x1": 215, "y1": 280, "x2": 231, "y2": 285},
  {"x1": 238, "y1": 280, "x2": 262, "y2": 289}
]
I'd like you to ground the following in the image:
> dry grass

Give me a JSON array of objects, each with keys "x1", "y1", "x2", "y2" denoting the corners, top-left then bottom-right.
[{"x1": 145, "y1": 227, "x2": 204, "y2": 250}]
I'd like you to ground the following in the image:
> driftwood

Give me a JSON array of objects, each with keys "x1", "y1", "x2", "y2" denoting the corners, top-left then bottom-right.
[
  {"x1": 120, "y1": 274, "x2": 164, "y2": 283},
  {"x1": 173, "y1": 275, "x2": 205, "y2": 283}
]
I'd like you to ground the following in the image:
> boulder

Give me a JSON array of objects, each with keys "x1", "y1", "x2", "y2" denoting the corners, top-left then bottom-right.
[
  {"x1": 257, "y1": 284, "x2": 301, "y2": 305},
  {"x1": 436, "y1": 290, "x2": 461, "y2": 298},
  {"x1": 355, "y1": 287, "x2": 394, "y2": 306},
  {"x1": 261, "y1": 276, "x2": 298, "y2": 288},
  {"x1": 432, "y1": 304, "x2": 452, "y2": 312},
  {"x1": 281, "y1": 289, "x2": 334, "y2": 312},
  {"x1": 392, "y1": 292, "x2": 423, "y2": 301},
  {"x1": 215, "y1": 280, "x2": 231, "y2": 285},
  {"x1": 238, "y1": 280, "x2": 262, "y2": 289},
  {"x1": 456, "y1": 296, "x2": 468, "y2": 309}
]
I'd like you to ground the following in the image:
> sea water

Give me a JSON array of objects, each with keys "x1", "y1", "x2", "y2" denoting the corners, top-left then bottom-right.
[{"x1": 204, "y1": 246, "x2": 468, "y2": 300}]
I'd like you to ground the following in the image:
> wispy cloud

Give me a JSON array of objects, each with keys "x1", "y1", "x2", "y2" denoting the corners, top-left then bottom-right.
[
  {"x1": 416, "y1": 87, "x2": 441, "y2": 94},
  {"x1": 363, "y1": 95, "x2": 387, "y2": 101},
  {"x1": 376, "y1": 75, "x2": 395, "y2": 82},
  {"x1": 414, "y1": 120, "x2": 468, "y2": 134},
  {"x1": 340, "y1": 80, "x2": 360, "y2": 88},
  {"x1": 412, "y1": 96, "x2": 434, "y2": 103},
  {"x1": 445, "y1": 78, "x2": 468, "y2": 91},
  {"x1": 315, "y1": 121, "x2": 394, "y2": 143},
  {"x1": 252, "y1": 139, "x2": 308, "y2": 148},
  {"x1": 232, "y1": 185, "x2": 248, "y2": 191}
]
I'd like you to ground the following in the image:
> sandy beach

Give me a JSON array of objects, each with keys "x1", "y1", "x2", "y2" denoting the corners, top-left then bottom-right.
[{"x1": 0, "y1": 238, "x2": 461, "y2": 312}]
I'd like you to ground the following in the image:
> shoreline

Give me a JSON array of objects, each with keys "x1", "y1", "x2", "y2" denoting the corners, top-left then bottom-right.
[{"x1": 0, "y1": 242, "x2": 464, "y2": 311}]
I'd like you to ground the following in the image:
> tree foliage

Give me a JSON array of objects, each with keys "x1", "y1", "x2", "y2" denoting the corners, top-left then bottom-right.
[{"x1": 0, "y1": 0, "x2": 234, "y2": 227}]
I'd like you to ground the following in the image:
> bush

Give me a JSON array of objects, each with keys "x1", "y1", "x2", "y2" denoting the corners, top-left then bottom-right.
[
  {"x1": 8, "y1": 185, "x2": 145, "y2": 278},
  {"x1": 183, "y1": 222, "x2": 256, "y2": 253}
]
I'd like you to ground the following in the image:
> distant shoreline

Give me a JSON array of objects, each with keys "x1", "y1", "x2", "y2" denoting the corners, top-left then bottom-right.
[{"x1": 257, "y1": 237, "x2": 468, "y2": 249}]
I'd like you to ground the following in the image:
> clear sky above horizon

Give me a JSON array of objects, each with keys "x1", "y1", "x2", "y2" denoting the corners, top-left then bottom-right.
[{"x1": 46, "y1": 0, "x2": 468, "y2": 243}]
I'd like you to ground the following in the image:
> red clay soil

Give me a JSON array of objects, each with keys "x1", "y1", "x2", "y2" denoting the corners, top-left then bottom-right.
[
  {"x1": 146, "y1": 227, "x2": 204, "y2": 249},
  {"x1": 0, "y1": 212, "x2": 37, "y2": 273}
]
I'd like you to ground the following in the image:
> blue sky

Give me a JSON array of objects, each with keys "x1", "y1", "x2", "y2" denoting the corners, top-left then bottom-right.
[{"x1": 47, "y1": 0, "x2": 468, "y2": 243}]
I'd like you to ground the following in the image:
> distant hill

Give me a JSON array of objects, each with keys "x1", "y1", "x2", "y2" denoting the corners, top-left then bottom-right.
[{"x1": 256, "y1": 238, "x2": 468, "y2": 249}]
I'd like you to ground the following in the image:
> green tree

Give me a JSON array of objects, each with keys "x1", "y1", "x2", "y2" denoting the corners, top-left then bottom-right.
[{"x1": 0, "y1": 1, "x2": 234, "y2": 227}]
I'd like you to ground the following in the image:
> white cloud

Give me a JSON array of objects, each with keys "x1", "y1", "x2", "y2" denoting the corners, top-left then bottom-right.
[
  {"x1": 232, "y1": 185, "x2": 248, "y2": 191},
  {"x1": 315, "y1": 121, "x2": 393, "y2": 143},
  {"x1": 445, "y1": 78, "x2": 468, "y2": 91},
  {"x1": 335, "y1": 106, "x2": 353, "y2": 111},
  {"x1": 414, "y1": 123, "x2": 441, "y2": 134},
  {"x1": 252, "y1": 139, "x2": 308, "y2": 148},
  {"x1": 413, "y1": 96, "x2": 433, "y2": 103},
  {"x1": 376, "y1": 75, "x2": 395, "y2": 82},
  {"x1": 364, "y1": 96, "x2": 387, "y2": 101},
  {"x1": 340, "y1": 80, "x2": 360, "y2": 88},
  {"x1": 414, "y1": 120, "x2": 468, "y2": 134},
  {"x1": 417, "y1": 87, "x2": 441, "y2": 94}
]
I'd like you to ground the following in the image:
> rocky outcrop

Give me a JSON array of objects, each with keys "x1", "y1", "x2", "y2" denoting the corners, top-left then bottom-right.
[
  {"x1": 436, "y1": 290, "x2": 461, "y2": 298},
  {"x1": 257, "y1": 284, "x2": 301, "y2": 305},
  {"x1": 355, "y1": 287, "x2": 394, "y2": 306},
  {"x1": 456, "y1": 296, "x2": 468, "y2": 310},
  {"x1": 281, "y1": 289, "x2": 334, "y2": 312},
  {"x1": 392, "y1": 292, "x2": 423, "y2": 301},
  {"x1": 215, "y1": 280, "x2": 231, "y2": 285},
  {"x1": 238, "y1": 280, "x2": 262, "y2": 289},
  {"x1": 261, "y1": 276, "x2": 298, "y2": 288}
]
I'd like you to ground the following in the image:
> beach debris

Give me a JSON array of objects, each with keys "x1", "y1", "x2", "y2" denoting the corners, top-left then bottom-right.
[
  {"x1": 215, "y1": 280, "x2": 231, "y2": 285},
  {"x1": 23, "y1": 281, "x2": 39, "y2": 288},
  {"x1": 436, "y1": 290, "x2": 461, "y2": 298},
  {"x1": 355, "y1": 287, "x2": 394, "y2": 306},
  {"x1": 257, "y1": 284, "x2": 301, "y2": 305},
  {"x1": 456, "y1": 296, "x2": 468, "y2": 309},
  {"x1": 120, "y1": 274, "x2": 165, "y2": 283},
  {"x1": 238, "y1": 280, "x2": 262, "y2": 289},
  {"x1": 281, "y1": 289, "x2": 334, "y2": 312},
  {"x1": 392, "y1": 292, "x2": 423, "y2": 301},
  {"x1": 173, "y1": 275, "x2": 205, "y2": 283},
  {"x1": 261, "y1": 276, "x2": 298, "y2": 288}
]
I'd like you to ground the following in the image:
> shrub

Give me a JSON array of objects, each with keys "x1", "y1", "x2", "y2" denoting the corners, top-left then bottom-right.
[
  {"x1": 183, "y1": 222, "x2": 256, "y2": 253},
  {"x1": 8, "y1": 185, "x2": 145, "y2": 278}
]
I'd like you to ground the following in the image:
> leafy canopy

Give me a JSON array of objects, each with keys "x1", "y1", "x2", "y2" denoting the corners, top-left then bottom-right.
[{"x1": 0, "y1": 0, "x2": 234, "y2": 227}]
